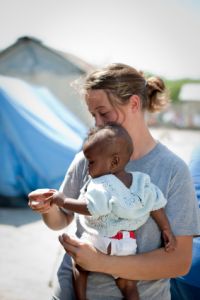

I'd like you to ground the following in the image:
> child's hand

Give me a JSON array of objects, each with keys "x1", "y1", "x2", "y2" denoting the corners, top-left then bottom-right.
[
  {"x1": 162, "y1": 229, "x2": 177, "y2": 252},
  {"x1": 50, "y1": 191, "x2": 66, "y2": 208},
  {"x1": 28, "y1": 188, "x2": 56, "y2": 214}
]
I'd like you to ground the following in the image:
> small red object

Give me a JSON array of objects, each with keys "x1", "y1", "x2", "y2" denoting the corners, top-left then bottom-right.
[{"x1": 111, "y1": 231, "x2": 135, "y2": 240}]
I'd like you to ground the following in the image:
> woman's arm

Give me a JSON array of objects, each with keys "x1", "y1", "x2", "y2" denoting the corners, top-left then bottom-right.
[
  {"x1": 59, "y1": 234, "x2": 193, "y2": 279},
  {"x1": 42, "y1": 205, "x2": 74, "y2": 230}
]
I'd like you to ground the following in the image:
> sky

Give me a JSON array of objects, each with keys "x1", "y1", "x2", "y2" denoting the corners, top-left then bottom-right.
[{"x1": 1, "y1": 0, "x2": 200, "y2": 79}]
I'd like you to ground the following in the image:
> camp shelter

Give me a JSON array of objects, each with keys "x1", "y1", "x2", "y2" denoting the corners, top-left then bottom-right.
[
  {"x1": 0, "y1": 36, "x2": 94, "y2": 126},
  {"x1": 178, "y1": 83, "x2": 200, "y2": 128},
  {"x1": 0, "y1": 75, "x2": 87, "y2": 206}
]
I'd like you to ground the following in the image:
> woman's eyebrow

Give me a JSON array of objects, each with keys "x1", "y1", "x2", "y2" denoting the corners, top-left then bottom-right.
[
  {"x1": 96, "y1": 106, "x2": 106, "y2": 110},
  {"x1": 89, "y1": 106, "x2": 106, "y2": 113}
]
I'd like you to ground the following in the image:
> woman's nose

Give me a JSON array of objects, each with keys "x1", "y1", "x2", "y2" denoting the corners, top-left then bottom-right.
[{"x1": 95, "y1": 115, "x2": 104, "y2": 126}]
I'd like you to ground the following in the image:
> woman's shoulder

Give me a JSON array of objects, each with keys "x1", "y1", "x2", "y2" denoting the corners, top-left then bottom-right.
[
  {"x1": 60, "y1": 151, "x2": 88, "y2": 197},
  {"x1": 73, "y1": 150, "x2": 87, "y2": 164},
  {"x1": 69, "y1": 151, "x2": 88, "y2": 174},
  {"x1": 156, "y1": 142, "x2": 182, "y2": 160},
  {"x1": 156, "y1": 142, "x2": 189, "y2": 173}
]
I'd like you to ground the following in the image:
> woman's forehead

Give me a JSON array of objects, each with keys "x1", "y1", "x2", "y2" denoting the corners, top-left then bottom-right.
[{"x1": 86, "y1": 90, "x2": 111, "y2": 109}]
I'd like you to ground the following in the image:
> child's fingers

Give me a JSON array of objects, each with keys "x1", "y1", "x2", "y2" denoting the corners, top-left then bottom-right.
[{"x1": 165, "y1": 241, "x2": 176, "y2": 252}]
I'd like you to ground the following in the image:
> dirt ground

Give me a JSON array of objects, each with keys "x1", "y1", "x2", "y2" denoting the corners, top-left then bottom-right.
[{"x1": 0, "y1": 128, "x2": 199, "y2": 300}]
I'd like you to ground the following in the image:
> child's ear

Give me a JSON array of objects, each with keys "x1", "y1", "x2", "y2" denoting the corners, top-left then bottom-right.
[{"x1": 111, "y1": 154, "x2": 120, "y2": 170}]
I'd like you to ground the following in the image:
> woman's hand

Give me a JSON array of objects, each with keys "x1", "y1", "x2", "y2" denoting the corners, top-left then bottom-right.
[
  {"x1": 58, "y1": 233, "x2": 103, "y2": 272},
  {"x1": 28, "y1": 188, "x2": 57, "y2": 214}
]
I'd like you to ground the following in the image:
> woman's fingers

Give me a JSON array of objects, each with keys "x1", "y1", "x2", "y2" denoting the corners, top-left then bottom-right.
[
  {"x1": 28, "y1": 189, "x2": 57, "y2": 213},
  {"x1": 58, "y1": 234, "x2": 79, "y2": 259},
  {"x1": 59, "y1": 234, "x2": 80, "y2": 254},
  {"x1": 58, "y1": 233, "x2": 101, "y2": 272},
  {"x1": 28, "y1": 196, "x2": 52, "y2": 214},
  {"x1": 43, "y1": 195, "x2": 54, "y2": 205},
  {"x1": 28, "y1": 189, "x2": 56, "y2": 200},
  {"x1": 59, "y1": 233, "x2": 87, "y2": 264}
]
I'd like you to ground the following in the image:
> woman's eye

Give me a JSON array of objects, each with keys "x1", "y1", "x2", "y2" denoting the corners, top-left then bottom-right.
[{"x1": 100, "y1": 112, "x2": 108, "y2": 116}]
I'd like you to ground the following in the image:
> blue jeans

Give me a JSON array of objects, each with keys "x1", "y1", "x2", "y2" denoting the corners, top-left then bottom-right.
[{"x1": 171, "y1": 278, "x2": 200, "y2": 300}]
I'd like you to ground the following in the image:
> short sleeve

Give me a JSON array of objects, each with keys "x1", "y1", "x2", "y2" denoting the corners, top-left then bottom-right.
[
  {"x1": 166, "y1": 160, "x2": 200, "y2": 236},
  {"x1": 59, "y1": 151, "x2": 88, "y2": 198},
  {"x1": 85, "y1": 181, "x2": 112, "y2": 218},
  {"x1": 59, "y1": 151, "x2": 88, "y2": 216}
]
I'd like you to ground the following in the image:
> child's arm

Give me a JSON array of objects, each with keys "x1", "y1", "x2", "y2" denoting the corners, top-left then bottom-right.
[
  {"x1": 49, "y1": 191, "x2": 91, "y2": 216},
  {"x1": 151, "y1": 208, "x2": 177, "y2": 252}
]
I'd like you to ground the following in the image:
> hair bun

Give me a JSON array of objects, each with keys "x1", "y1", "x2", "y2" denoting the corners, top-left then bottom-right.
[{"x1": 146, "y1": 77, "x2": 169, "y2": 112}]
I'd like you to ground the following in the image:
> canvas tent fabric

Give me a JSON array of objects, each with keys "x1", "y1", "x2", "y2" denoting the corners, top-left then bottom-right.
[
  {"x1": 171, "y1": 145, "x2": 200, "y2": 299},
  {"x1": 179, "y1": 145, "x2": 200, "y2": 287},
  {"x1": 189, "y1": 146, "x2": 200, "y2": 203},
  {"x1": 0, "y1": 76, "x2": 87, "y2": 203}
]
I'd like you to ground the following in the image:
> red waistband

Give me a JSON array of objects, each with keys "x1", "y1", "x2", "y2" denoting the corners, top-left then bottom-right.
[{"x1": 111, "y1": 231, "x2": 136, "y2": 240}]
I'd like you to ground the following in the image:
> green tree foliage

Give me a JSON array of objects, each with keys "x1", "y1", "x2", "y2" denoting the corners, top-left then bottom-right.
[
  {"x1": 165, "y1": 79, "x2": 200, "y2": 103},
  {"x1": 145, "y1": 71, "x2": 200, "y2": 103}
]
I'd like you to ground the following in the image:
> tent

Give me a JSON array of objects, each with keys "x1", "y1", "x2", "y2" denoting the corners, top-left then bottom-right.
[
  {"x1": 189, "y1": 145, "x2": 200, "y2": 203},
  {"x1": 0, "y1": 76, "x2": 87, "y2": 206},
  {"x1": 171, "y1": 145, "x2": 200, "y2": 299}
]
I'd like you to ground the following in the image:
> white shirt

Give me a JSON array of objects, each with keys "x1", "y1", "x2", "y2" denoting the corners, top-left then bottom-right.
[{"x1": 79, "y1": 171, "x2": 167, "y2": 237}]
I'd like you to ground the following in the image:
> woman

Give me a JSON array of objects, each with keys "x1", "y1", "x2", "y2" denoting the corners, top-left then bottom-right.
[{"x1": 29, "y1": 63, "x2": 200, "y2": 300}]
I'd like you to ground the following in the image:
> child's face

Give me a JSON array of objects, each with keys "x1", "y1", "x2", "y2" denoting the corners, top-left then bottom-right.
[{"x1": 84, "y1": 147, "x2": 112, "y2": 178}]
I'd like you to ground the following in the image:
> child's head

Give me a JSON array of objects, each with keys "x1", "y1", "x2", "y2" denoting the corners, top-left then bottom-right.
[{"x1": 83, "y1": 123, "x2": 133, "y2": 178}]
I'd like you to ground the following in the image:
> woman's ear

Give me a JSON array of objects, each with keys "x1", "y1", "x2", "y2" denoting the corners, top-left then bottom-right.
[
  {"x1": 129, "y1": 95, "x2": 141, "y2": 112},
  {"x1": 110, "y1": 154, "x2": 120, "y2": 171}
]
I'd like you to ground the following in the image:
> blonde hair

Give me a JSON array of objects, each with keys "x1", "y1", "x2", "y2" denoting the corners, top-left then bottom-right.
[{"x1": 83, "y1": 63, "x2": 169, "y2": 113}]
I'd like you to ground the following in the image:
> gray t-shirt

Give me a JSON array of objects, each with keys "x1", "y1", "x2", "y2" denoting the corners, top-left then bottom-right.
[{"x1": 55, "y1": 142, "x2": 200, "y2": 300}]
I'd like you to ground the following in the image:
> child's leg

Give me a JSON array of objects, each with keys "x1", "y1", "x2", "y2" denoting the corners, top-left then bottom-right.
[
  {"x1": 115, "y1": 278, "x2": 139, "y2": 300},
  {"x1": 72, "y1": 260, "x2": 89, "y2": 300}
]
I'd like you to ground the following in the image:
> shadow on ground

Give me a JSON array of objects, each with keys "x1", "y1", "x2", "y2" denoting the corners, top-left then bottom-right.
[{"x1": 0, "y1": 206, "x2": 41, "y2": 226}]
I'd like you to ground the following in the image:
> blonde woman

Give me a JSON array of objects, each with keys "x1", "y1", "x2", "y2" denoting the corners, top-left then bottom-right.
[{"x1": 29, "y1": 63, "x2": 200, "y2": 300}]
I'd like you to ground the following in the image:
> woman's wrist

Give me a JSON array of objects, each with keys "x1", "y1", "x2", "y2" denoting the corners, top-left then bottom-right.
[{"x1": 91, "y1": 251, "x2": 112, "y2": 273}]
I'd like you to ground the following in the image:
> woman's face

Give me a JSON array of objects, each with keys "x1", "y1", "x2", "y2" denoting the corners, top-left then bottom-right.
[{"x1": 85, "y1": 90, "x2": 126, "y2": 127}]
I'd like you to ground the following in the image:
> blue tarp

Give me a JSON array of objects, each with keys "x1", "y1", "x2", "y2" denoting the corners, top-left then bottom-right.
[
  {"x1": 0, "y1": 76, "x2": 87, "y2": 200},
  {"x1": 189, "y1": 145, "x2": 200, "y2": 204},
  {"x1": 171, "y1": 145, "x2": 200, "y2": 299},
  {"x1": 178, "y1": 145, "x2": 200, "y2": 287}
]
